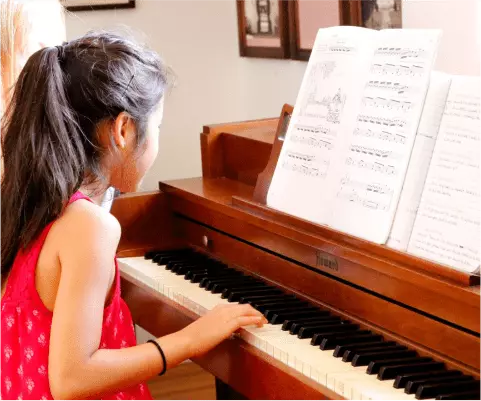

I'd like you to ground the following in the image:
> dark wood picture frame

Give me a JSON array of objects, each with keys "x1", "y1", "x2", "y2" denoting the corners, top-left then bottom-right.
[
  {"x1": 62, "y1": 0, "x2": 135, "y2": 12},
  {"x1": 236, "y1": 0, "x2": 290, "y2": 59}
]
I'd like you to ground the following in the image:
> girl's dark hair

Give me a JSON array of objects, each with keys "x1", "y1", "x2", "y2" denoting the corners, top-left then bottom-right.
[{"x1": 1, "y1": 31, "x2": 169, "y2": 275}]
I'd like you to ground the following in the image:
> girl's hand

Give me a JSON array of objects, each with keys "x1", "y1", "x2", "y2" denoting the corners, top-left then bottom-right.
[{"x1": 180, "y1": 304, "x2": 267, "y2": 358}]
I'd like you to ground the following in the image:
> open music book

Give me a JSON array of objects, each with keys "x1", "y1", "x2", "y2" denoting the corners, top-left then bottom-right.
[
  {"x1": 267, "y1": 26, "x2": 441, "y2": 242},
  {"x1": 405, "y1": 76, "x2": 480, "y2": 273}
]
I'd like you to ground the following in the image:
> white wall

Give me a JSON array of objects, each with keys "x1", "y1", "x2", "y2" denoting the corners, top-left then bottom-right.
[
  {"x1": 65, "y1": 0, "x2": 481, "y2": 190},
  {"x1": 403, "y1": 0, "x2": 480, "y2": 75}
]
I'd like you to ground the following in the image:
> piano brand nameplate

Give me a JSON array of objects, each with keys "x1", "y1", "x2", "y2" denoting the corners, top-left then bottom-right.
[{"x1": 316, "y1": 252, "x2": 339, "y2": 272}]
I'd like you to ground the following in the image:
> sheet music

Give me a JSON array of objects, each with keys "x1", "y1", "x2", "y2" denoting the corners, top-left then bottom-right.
[
  {"x1": 408, "y1": 76, "x2": 481, "y2": 273},
  {"x1": 327, "y1": 29, "x2": 441, "y2": 243},
  {"x1": 267, "y1": 27, "x2": 377, "y2": 224},
  {"x1": 387, "y1": 72, "x2": 452, "y2": 251}
]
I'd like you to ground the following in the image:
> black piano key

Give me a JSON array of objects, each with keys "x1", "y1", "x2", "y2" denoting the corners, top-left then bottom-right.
[
  {"x1": 191, "y1": 272, "x2": 228, "y2": 283},
  {"x1": 288, "y1": 317, "x2": 341, "y2": 334},
  {"x1": 281, "y1": 312, "x2": 332, "y2": 328},
  {"x1": 172, "y1": 264, "x2": 207, "y2": 275},
  {"x1": 196, "y1": 271, "x2": 241, "y2": 285},
  {"x1": 394, "y1": 370, "x2": 462, "y2": 389},
  {"x1": 351, "y1": 349, "x2": 417, "y2": 367},
  {"x1": 240, "y1": 294, "x2": 296, "y2": 305},
  {"x1": 155, "y1": 254, "x2": 190, "y2": 265},
  {"x1": 205, "y1": 277, "x2": 256, "y2": 291},
  {"x1": 405, "y1": 375, "x2": 473, "y2": 395},
  {"x1": 436, "y1": 390, "x2": 481, "y2": 400},
  {"x1": 367, "y1": 356, "x2": 433, "y2": 375},
  {"x1": 257, "y1": 300, "x2": 309, "y2": 313},
  {"x1": 314, "y1": 330, "x2": 376, "y2": 347},
  {"x1": 145, "y1": 250, "x2": 163, "y2": 259},
  {"x1": 165, "y1": 258, "x2": 202, "y2": 270},
  {"x1": 334, "y1": 341, "x2": 398, "y2": 358},
  {"x1": 376, "y1": 360, "x2": 445, "y2": 379},
  {"x1": 321, "y1": 333, "x2": 383, "y2": 350},
  {"x1": 211, "y1": 282, "x2": 266, "y2": 294},
  {"x1": 298, "y1": 323, "x2": 359, "y2": 339},
  {"x1": 265, "y1": 306, "x2": 316, "y2": 321},
  {"x1": 227, "y1": 289, "x2": 282, "y2": 302},
  {"x1": 253, "y1": 297, "x2": 304, "y2": 306},
  {"x1": 416, "y1": 380, "x2": 480, "y2": 400},
  {"x1": 150, "y1": 249, "x2": 190, "y2": 261},
  {"x1": 341, "y1": 344, "x2": 405, "y2": 362},
  {"x1": 200, "y1": 274, "x2": 246, "y2": 288},
  {"x1": 222, "y1": 285, "x2": 277, "y2": 296},
  {"x1": 174, "y1": 259, "x2": 225, "y2": 273},
  {"x1": 270, "y1": 310, "x2": 328, "y2": 325},
  {"x1": 223, "y1": 286, "x2": 280, "y2": 300}
]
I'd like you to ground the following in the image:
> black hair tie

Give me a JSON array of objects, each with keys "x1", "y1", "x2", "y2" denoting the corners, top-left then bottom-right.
[{"x1": 147, "y1": 339, "x2": 167, "y2": 376}]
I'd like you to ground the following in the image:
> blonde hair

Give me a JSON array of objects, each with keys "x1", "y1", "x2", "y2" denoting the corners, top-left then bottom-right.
[{"x1": 1, "y1": 0, "x2": 65, "y2": 113}]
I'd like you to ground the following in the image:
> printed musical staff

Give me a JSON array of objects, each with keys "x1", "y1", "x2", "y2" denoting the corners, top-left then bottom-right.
[
  {"x1": 290, "y1": 134, "x2": 333, "y2": 150},
  {"x1": 375, "y1": 47, "x2": 427, "y2": 59},
  {"x1": 356, "y1": 115, "x2": 406, "y2": 129},
  {"x1": 294, "y1": 124, "x2": 331, "y2": 136},
  {"x1": 362, "y1": 96, "x2": 412, "y2": 111},
  {"x1": 366, "y1": 80, "x2": 411, "y2": 95},
  {"x1": 371, "y1": 63, "x2": 424, "y2": 77},
  {"x1": 328, "y1": 45, "x2": 354, "y2": 53},
  {"x1": 336, "y1": 190, "x2": 390, "y2": 211},
  {"x1": 345, "y1": 157, "x2": 397, "y2": 175},
  {"x1": 353, "y1": 127, "x2": 406, "y2": 144},
  {"x1": 340, "y1": 176, "x2": 393, "y2": 195},
  {"x1": 349, "y1": 144, "x2": 402, "y2": 160},
  {"x1": 280, "y1": 151, "x2": 330, "y2": 178}
]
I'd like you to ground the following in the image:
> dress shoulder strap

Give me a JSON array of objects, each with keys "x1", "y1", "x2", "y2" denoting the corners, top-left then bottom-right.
[{"x1": 68, "y1": 191, "x2": 93, "y2": 205}]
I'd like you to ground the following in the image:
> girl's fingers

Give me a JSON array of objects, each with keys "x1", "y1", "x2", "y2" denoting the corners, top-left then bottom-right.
[
  {"x1": 233, "y1": 304, "x2": 264, "y2": 317},
  {"x1": 230, "y1": 315, "x2": 266, "y2": 331}
]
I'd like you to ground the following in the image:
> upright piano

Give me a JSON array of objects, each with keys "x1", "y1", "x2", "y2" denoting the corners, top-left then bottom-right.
[{"x1": 112, "y1": 105, "x2": 480, "y2": 400}]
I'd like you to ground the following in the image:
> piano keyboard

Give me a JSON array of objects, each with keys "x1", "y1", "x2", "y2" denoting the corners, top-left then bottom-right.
[{"x1": 118, "y1": 249, "x2": 480, "y2": 401}]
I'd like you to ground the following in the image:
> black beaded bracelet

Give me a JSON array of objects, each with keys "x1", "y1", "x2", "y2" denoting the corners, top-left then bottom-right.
[{"x1": 147, "y1": 339, "x2": 167, "y2": 376}]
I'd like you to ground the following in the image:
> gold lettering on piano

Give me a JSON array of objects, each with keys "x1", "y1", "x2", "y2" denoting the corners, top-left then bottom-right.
[{"x1": 316, "y1": 251, "x2": 339, "y2": 272}]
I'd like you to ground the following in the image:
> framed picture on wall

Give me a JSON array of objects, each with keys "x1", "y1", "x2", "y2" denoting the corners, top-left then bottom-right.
[
  {"x1": 344, "y1": 0, "x2": 402, "y2": 29},
  {"x1": 236, "y1": 0, "x2": 290, "y2": 59},
  {"x1": 61, "y1": 0, "x2": 135, "y2": 12},
  {"x1": 288, "y1": 0, "x2": 345, "y2": 60}
]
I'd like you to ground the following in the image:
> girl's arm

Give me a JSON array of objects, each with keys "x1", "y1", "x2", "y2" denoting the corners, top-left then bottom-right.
[{"x1": 49, "y1": 202, "x2": 265, "y2": 400}]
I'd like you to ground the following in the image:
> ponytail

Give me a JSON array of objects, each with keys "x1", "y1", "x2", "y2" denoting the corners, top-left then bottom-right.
[{"x1": 1, "y1": 46, "x2": 85, "y2": 274}]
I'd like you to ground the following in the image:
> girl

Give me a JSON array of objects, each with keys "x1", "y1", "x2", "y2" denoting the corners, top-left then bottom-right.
[{"x1": 1, "y1": 31, "x2": 266, "y2": 400}]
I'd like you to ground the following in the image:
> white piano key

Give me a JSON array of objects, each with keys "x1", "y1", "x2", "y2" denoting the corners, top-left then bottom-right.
[{"x1": 119, "y1": 256, "x2": 418, "y2": 401}]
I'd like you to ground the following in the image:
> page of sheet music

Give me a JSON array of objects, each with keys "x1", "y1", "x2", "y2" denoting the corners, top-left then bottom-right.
[
  {"x1": 387, "y1": 72, "x2": 452, "y2": 251},
  {"x1": 267, "y1": 26, "x2": 377, "y2": 224},
  {"x1": 327, "y1": 29, "x2": 441, "y2": 243},
  {"x1": 408, "y1": 76, "x2": 480, "y2": 273}
]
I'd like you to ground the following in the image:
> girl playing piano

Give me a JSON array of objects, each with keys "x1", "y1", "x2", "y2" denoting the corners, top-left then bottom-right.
[{"x1": 1, "y1": 31, "x2": 266, "y2": 400}]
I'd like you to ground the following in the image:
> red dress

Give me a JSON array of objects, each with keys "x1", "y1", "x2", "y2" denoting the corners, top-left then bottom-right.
[{"x1": 1, "y1": 192, "x2": 152, "y2": 400}]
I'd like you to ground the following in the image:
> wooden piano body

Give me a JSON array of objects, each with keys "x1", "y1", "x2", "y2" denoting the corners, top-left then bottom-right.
[{"x1": 112, "y1": 105, "x2": 480, "y2": 400}]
